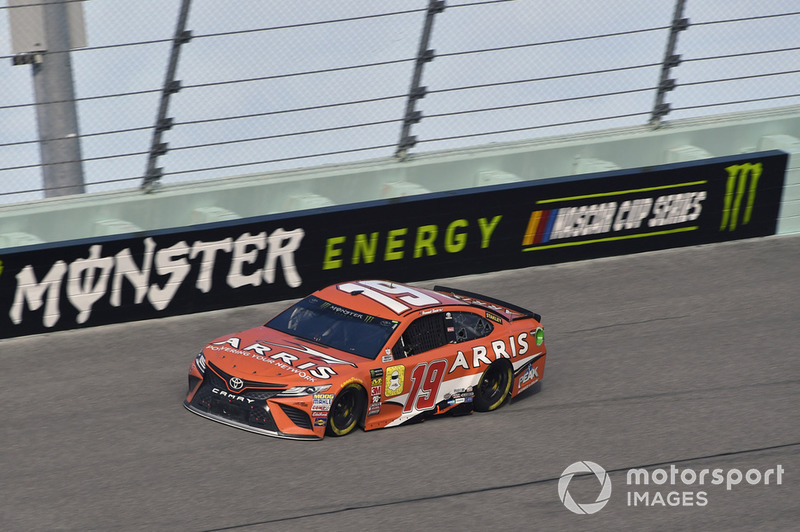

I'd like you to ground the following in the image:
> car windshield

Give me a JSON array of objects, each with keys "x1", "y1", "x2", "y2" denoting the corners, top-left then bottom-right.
[{"x1": 266, "y1": 296, "x2": 399, "y2": 359}]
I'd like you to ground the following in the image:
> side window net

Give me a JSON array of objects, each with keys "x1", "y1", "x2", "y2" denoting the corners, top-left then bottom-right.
[{"x1": 401, "y1": 313, "x2": 448, "y2": 356}]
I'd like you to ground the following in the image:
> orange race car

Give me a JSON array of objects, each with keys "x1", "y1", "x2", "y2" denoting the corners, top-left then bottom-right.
[{"x1": 184, "y1": 280, "x2": 546, "y2": 440}]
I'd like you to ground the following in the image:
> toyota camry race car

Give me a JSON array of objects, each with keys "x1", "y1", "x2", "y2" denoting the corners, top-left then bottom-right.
[{"x1": 184, "y1": 280, "x2": 546, "y2": 440}]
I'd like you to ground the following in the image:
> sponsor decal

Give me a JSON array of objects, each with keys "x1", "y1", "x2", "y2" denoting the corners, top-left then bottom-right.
[
  {"x1": 1, "y1": 152, "x2": 784, "y2": 341},
  {"x1": 368, "y1": 383, "x2": 382, "y2": 416},
  {"x1": 522, "y1": 183, "x2": 707, "y2": 251},
  {"x1": 446, "y1": 396, "x2": 473, "y2": 406},
  {"x1": 322, "y1": 216, "x2": 503, "y2": 270},
  {"x1": 384, "y1": 365, "x2": 405, "y2": 397},
  {"x1": 311, "y1": 393, "x2": 335, "y2": 412},
  {"x1": 518, "y1": 363, "x2": 539, "y2": 391},
  {"x1": 8, "y1": 229, "x2": 304, "y2": 330},
  {"x1": 448, "y1": 332, "x2": 531, "y2": 374},
  {"x1": 720, "y1": 163, "x2": 761, "y2": 231},
  {"x1": 485, "y1": 312, "x2": 503, "y2": 324},
  {"x1": 444, "y1": 387, "x2": 474, "y2": 405},
  {"x1": 522, "y1": 157, "x2": 784, "y2": 254},
  {"x1": 340, "y1": 377, "x2": 364, "y2": 388},
  {"x1": 207, "y1": 338, "x2": 337, "y2": 381}
]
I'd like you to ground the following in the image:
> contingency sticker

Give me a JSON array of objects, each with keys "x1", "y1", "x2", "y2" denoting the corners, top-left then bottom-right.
[{"x1": 384, "y1": 365, "x2": 405, "y2": 397}]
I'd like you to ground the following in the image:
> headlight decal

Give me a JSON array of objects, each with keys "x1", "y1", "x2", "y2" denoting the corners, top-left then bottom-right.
[
  {"x1": 194, "y1": 352, "x2": 207, "y2": 373},
  {"x1": 276, "y1": 384, "x2": 332, "y2": 397}
]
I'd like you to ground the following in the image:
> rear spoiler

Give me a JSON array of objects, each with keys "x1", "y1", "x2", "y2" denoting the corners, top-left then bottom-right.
[{"x1": 433, "y1": 285, "x2": 541, "y2": 323}]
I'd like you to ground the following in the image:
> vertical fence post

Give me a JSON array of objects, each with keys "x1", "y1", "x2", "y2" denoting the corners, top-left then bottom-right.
[
  {"x1": 142, "y1": 0, "x2": 192, "y2": 192},
  {"x1": 649, "y1": 0, "x2": 689, "y2": 128},
  {"x1": 395, "y1": 0, "x2": 445, "y2": 160},
  {"x1": 10, "y1": 0, "x2": 87, "y2": 197}
]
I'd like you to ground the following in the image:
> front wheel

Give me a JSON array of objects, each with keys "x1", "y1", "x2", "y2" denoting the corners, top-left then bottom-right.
[
  {"x1": 326, "y1": 384, "x2": 365, "y2": 436},
  {"x1": 473, "y1": 361, "x2": 512, "y2": 412}
]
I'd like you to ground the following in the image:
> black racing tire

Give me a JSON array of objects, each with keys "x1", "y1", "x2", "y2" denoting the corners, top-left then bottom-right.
[
  {"x1": 326, "y1": 384, "x2": 365, "y2": 437},
  {"x1": 473, "y1": 360, "x2": 513, "y2": 412}
]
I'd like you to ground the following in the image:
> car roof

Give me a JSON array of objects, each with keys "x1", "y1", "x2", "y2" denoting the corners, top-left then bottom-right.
[{"x1": 313, "y1": 280, "x2": 462, "y2": 319}]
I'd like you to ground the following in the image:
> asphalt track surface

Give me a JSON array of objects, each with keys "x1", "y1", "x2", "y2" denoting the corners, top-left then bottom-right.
[{"x1": 1, "y1": 234, "x2": 799, "y2": 531}]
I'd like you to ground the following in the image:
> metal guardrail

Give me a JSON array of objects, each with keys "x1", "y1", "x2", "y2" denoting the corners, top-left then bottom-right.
[{"x1": 1, "y1": 0, "x2": 799, "y2": 202}]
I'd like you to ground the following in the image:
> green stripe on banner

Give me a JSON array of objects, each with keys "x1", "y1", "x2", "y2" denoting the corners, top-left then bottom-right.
[{"x1": 522, "y1": 226, "x2": 699, "y2": 251}]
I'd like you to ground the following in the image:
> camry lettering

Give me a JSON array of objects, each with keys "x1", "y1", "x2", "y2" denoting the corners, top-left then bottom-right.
[{"x1": 212, "y1": 388, "x2": 255, "y2": 404}]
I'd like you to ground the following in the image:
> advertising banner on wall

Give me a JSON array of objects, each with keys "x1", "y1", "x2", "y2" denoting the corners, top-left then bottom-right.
[{"x1": 0, "y1": 151, "x2": 787, "y2": 339}]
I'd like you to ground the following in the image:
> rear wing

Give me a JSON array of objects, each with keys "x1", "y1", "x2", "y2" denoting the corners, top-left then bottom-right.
[{"x1": 433, "y1": 285, "x2": 541, "y2": 323}]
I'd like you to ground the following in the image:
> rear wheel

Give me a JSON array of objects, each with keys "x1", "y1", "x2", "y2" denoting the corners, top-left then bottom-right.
[
  {"x1": 474, "y1": 361, "x2": 512, "y2": 412},
  {"x1": 326, "y1": 384, "x2": 364, "y2": 436}
]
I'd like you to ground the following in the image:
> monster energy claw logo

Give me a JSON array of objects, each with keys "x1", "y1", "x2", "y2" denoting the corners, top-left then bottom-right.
[{"x1": 720, "y1": 163, "x2": 762, "y2": 231}]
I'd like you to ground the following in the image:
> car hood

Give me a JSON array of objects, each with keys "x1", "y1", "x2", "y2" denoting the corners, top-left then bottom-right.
[{"x1": 202, "y1": 326, "x2": 363, "y2": 386}]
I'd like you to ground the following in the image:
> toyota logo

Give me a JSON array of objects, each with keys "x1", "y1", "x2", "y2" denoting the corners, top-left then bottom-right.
[{"x1": 229, "y1": 377, "x2": 244, "y2": 391}]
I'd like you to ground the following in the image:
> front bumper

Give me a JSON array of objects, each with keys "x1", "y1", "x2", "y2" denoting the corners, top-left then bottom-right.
[
  {"x1": 184, "y1": 363, "x2": 324, "y2": 440},
  {"x1": 183, "y1": 401, "x2": 321, "y2": 440}
]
